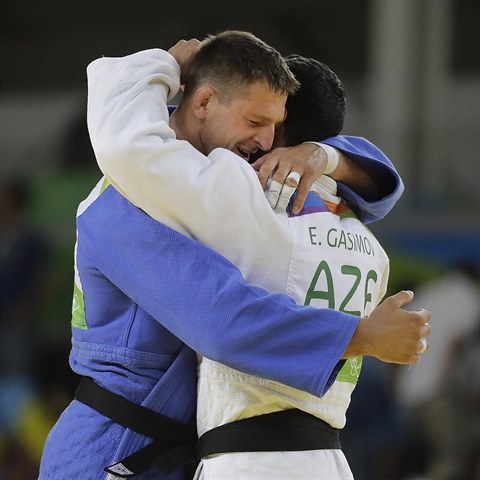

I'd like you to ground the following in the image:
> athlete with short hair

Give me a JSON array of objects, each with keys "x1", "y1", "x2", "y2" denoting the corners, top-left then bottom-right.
[
  {"x1": 40, "y1": 31, "x2": 431, "y2": 480},
  {"x1": 192, "y1": 55, "x2": 389, "y2": 479}
]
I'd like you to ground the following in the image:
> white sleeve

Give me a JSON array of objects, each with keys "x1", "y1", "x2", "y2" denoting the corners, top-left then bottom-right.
[{"x1": 87, "y1": 49, "x2": 291, "y2": 289}]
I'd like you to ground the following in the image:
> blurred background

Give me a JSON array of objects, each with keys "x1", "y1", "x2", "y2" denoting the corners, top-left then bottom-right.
[{"x1": 1, "y1": 0, "x2": 479, "y2": 478}]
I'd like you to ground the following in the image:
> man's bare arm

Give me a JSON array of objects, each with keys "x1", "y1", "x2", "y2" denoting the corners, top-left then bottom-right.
[{"x1": 329, "y1": 148, "x2": 387, "y2": 201}]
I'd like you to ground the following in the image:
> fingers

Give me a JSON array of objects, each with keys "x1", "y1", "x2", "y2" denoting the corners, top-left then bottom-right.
[
  {"x1": 262, "y1": 151, "x2": 299, "y2": 211},
  {"x1": 274, "y1": 185, "x2": 295, "y2": 212},
  {"x1": 365, "y1": 291, "x2": 432, "y2": 364},
  {"x1": 291, "y1": 184, "x2": 309, "y2": 215},
  {"x1": 421, "y1": 322, "x2": 432, "y2": 337},
  {"x1": 411, "y1": 311, "x2": 432, "y2": 360},
  {"x1": 266, "y1": 180, "x2": 283, "y2": 209},
  {"x1": 414, "y1": 311, "x2": 433, "y2": 358},
  {"x1": 417, "y1": 309, "x2": 432, "y2": 327},
  {"x1": 386, "y1": 290, "x2": 415, "y2": 308},
  {"x1": 266, "y1": 177, "x2": 296, "y2": 212},
  {"x1": 274, "y1": 172, "x2": 300, "y2": 212},
  {"x1": 255, "y1": 146, "x2": 298, "y2": 195},
  {"x1": 254, "y1": 152, "x2": 282, "y2": 189},
  {"x1": 168, "y1": 38, "x2": 202, "y2": 84},
  {"x1": 384, "y1": 291, "x2": 432, "y2": 327},
  {"x1": 415, "y1": 320, "x2": 432, "y2": 357},
  {"x1": 417, "y1": 337, "x2": 429, "y2": 354},
  {"x1": 254, "y1": 143, "x2": 331, "y2": 212},
  {"x1": 401, "y1": 296, "x2": 432, "y2": 358},
  {"x1": 270, "y1": 157, "x2": 295, "y2": 187},
  {"x1": 291, "y1": 172, "x2": 317, "y2": 214},
  {"x1": 254, "y1": 145, "x2": 322, "y2": 213},
  {"x1": 284, "y1": 171, "x2": 300, "y2": 188}
]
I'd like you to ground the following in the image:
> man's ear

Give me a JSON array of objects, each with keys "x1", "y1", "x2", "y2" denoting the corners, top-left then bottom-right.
[{"x1": 192, "y1": 86, "x2": 216, "y2": 120}]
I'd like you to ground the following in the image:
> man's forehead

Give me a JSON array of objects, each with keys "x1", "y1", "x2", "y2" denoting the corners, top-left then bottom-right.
[
  {"x1": 235, "y1": 83, "x2": 287, "y2": 121},
  {"x1": 243, "y1": 81, "x2": 286, "y2": 99}
]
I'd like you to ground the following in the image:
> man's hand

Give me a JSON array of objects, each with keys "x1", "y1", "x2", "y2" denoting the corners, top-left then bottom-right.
[
  {"x1": 168, "y1": 38, "x2": 202, "y2": 86},
  {"x1": 344, "y1": 290, "x2": 432, "y2": 364},
  {"x1": 251, "y1": 143, "x2": 328, "y2": 214}
]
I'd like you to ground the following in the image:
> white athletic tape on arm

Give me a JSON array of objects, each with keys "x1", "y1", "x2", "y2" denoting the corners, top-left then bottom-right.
[{"x1": 318, "y1": 143, "x2": 340, "y2": 175}]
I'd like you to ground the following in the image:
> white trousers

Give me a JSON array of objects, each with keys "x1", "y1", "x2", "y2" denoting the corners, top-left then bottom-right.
[{"x1": 193, "y1": 450, "x2": 354, "y2": 480}]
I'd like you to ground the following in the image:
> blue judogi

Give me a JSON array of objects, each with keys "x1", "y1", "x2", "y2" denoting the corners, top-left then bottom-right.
[{"x1": 39, "y1": 137, "x2": 402, "y2": 479}]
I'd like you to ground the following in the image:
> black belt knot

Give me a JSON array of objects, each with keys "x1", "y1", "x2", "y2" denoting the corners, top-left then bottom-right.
[{"x1": 75, "y1": 377, "x2": 197, "y2": 478}]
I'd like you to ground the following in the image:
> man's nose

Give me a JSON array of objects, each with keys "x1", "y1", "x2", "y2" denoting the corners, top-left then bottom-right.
[{"x1": 255, "y1": 125, "x2": 275, "y2": 151}]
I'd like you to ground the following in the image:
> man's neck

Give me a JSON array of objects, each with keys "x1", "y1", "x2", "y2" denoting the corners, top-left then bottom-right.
[
  {"x1": 169, "y1": 108, "x2": 202, "y2": 152},
  {"x1": 168, "y1": 109, "x2": 182, "y2": 138}
]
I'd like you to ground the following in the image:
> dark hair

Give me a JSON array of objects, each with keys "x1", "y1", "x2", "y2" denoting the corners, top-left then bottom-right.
[
  {"x1": 282, "y1": 55, "x2": 346, "y2": 145},
  {"x1": 183, "y1": 30, "x2": 299, "y2": 100}
]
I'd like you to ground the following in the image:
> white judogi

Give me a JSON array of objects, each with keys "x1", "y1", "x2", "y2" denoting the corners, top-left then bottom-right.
[{"x1": 194, "y1": 177, "x2": 389, "y2": 480}]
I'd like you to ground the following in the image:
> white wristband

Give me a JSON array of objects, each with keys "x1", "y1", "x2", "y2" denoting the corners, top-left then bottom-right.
[{"x1": 318, "y1": 143, "x2": 340, "y2": 175}]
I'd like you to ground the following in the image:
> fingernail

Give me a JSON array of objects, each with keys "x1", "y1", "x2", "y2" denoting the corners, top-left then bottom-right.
[{"x1": 406, "y1": 290, "x2": 414, "y2": 296}]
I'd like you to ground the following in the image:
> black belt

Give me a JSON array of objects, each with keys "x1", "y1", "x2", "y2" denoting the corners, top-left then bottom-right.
[
  {"x1": 76, "y1": 378, "x2": 341, "y2": 478},
  {"x1": 198, "y1": 408, "x2": 341, "y2": 458},
  {"x1": 75, "y1": 377, "x2": 197, "y2": 478}
]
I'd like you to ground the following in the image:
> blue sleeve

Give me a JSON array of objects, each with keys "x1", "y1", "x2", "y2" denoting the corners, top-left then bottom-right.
[
  {"x1": 81, "y1": 189, "x2": 358, "y2": 397},
  {"x1": 322, "y1": 136, "x2": 404, "y2": 224}
]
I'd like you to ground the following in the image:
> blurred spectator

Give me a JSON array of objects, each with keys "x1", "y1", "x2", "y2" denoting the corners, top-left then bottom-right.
[
  {"x1": 0, "y1": 114, "x2": 98, "y2": 478},
  {"x1": 27, "y1": 114, "x2": 100, "y2": 343},
  {"x1": 424, "y1": 320, "x2": 480, "y2": 479},
  {"x1": 342, "y1": 262, "x2": 480, "y2": 479},
  {"x1": 0, "y1": 179, "x2": 49, "y2": 430},
  {"x1": 0, "y1": 178, "x2": 50, "y2": 478},
  {"x1": 394, "y1": 263, "x2": 480, "y2": 479}
]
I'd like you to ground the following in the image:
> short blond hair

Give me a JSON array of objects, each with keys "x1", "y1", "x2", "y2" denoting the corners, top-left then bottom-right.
[{"x1": 183, "y1": 30, "x2": 299, "y2": 100}]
